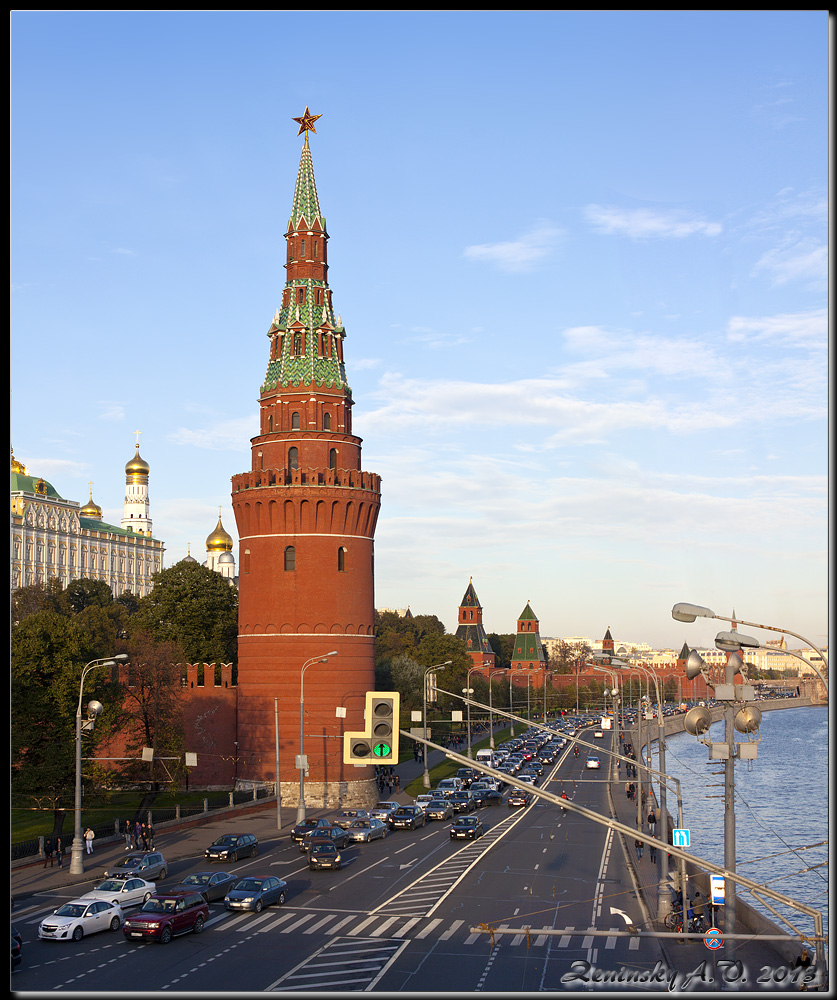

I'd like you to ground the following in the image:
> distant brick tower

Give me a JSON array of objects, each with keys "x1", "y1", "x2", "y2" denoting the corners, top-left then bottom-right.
[
  {"x1": 231, "y1": 112, "x2": 381, "y2": 809},
  {"x1": 454, "y1": 579, "x2": 495, "y2": 671}
]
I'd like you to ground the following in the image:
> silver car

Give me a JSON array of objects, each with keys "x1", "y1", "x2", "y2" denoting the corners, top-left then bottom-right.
[
  {"x1": 104, "y1": 851, "x2": 168, "y2": 881},
  {"x1": 345, "y1": 818, "x2": 389, "y2": 843}
]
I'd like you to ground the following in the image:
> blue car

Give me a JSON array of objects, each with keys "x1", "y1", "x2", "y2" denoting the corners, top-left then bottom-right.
[{"x1": 224, "y1": 876, "x2": 287, "y2": 913}]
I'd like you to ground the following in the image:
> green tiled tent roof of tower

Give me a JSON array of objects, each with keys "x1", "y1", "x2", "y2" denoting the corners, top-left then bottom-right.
[
  {"x1": 289, "y1": 136, "x2": 325, "y2": 234},
  {"x1": 518, "y1": 603, "x2": 537, "y2": 621},
  {"x1": 511, "y1": 634, "x2": 545, "y2": 662}
]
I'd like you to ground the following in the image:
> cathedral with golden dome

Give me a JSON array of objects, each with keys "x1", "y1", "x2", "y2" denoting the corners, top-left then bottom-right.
[
  {"x1": 204, "y1": 511, "x2": 237, "y2": 584},
  {"x1": 10, "y1": 440, "x2": 165, "y2": 596}
]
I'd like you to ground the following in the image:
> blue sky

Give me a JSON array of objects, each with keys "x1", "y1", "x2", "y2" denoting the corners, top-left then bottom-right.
[{"x1": 11, "y1": 11, "x2": 828, "y2": 649}]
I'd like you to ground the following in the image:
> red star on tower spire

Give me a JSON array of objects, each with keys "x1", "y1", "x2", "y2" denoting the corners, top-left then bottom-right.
[{"x1": 292, "y1": 106, "x2": 322, "y2": 136}]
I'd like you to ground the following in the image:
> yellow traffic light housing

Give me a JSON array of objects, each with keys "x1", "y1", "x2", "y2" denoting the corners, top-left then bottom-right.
[{"x1": 343, "y1": 691, "x2": 400, "y2": 765}]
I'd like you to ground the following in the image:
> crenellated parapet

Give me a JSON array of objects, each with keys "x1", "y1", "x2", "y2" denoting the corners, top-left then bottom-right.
[{"x1": 231, "y1": 467, "x2": 380, "y2": 492}]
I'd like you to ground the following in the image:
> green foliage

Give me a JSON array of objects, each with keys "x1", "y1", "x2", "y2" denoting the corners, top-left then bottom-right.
[
  {"x1": 486, "y1": 633, "x2": 514, "y2": 669},
  {"x1": 374, "y1": 611, "x2": 470, "y2": 711},
  {"x1": 130, "y1": 560, "x2": 238, "y2": 665}
]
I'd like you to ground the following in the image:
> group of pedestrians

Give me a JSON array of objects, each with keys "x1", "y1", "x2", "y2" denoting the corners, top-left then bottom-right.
[
  {"x1": 374, "y1": 767, "x2": 400, "y2": 796},
  {"x1": 123, "y1": 818, "x2": 154, "y2": 850},
  {"x1": 42, "y1": 836, "x2": 64, "y2": 868}
]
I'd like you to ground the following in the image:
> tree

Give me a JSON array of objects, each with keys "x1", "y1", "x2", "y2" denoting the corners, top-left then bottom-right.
[
  {"x1": 130, "y1": 561, "x2": 238, "y2": 666},
  {"x1": 11, "y1": 578, "x2": 65, "y2": 623},
  {"x1": 487, "y1": 633, "x2": 514, "y2": 670},
  {"x1": 113, "y1": 631, "x2": 185, "y2": 788}
]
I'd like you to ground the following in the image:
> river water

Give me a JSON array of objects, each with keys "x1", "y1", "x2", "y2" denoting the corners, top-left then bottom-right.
[{"x1": 647, "y1": 705, "x2": 829, "y2": 942}]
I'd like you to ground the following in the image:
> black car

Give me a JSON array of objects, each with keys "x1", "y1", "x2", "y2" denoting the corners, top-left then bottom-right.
[
  {"x1": 507, "y1": 788, "x2": 532, "y2": 808},
  {"x1": 450, "y1": 816, "x2": 484, "y2": 840},
  {"x1": 291, "y1": 817, "x2": 333, "y2": 843},
  {"x1": 298, "y1": 825, "x2": 349, "y2": 852},
  {"x1": 387, "y1": 805, "x2": 427, "y2": 830},
  {"x1": 308, "y1": 841, "x2": 344, "y2": 870},
  {"x1": 449, "y1": 791, "x2": 476, "y2": 813},
  {"x1": 171, "y1": 871, "x2": 237, "y2": 902},
  {"x1": 482, "y1": 790, "x2": 504, "y2": 807},
  {"x1": 204, "y1": 834, "x2": 258, "y2": 862}
]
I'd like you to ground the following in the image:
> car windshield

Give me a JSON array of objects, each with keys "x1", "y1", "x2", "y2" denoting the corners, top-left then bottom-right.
[
  {"x1": 140, "y1": 899, "x2": 168, "y2": 913},
  {"x1": 94, "y1": 880, "x2": 125, "y2": 891},
  {"x1": 115, "y1": 857, "x2": 142, "y2": 868},
  {"x1": 458, "y1": 818, "x2": 477, "y2": 825},
  {"x1": 181, "y1": 874, "x2": 209, "y2": 886},
  {"x1": 54, "y1": 903, "x2": 87, "y2": 917},
  {"x1": 350, "y1": 821, "x2": 370, "y2": 829},
  {"x1": 235, "y1": 879, "x2": 263, "y2": 891},
  {"x1": 311, "y1": 844, "x2": 335, "y2": 854},
  {"x1": 213, "y1": 836, "x2": 237, "y2": 846}
]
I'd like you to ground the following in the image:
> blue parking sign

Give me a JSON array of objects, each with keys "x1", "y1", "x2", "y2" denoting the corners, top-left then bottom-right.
[{"x1": 672, "y1": 828, "x2": 690, "y2": 848}]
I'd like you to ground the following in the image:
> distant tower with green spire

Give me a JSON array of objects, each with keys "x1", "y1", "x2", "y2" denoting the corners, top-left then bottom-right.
[{"x1": 510, "y1": 602, "x2": 546, "y2": 675}]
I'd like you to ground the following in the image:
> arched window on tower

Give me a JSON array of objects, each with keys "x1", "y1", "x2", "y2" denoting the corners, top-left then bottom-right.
[
  {"x1": 268, "y1": 414, "x2": 273, "y2": 432},
  {"x1": 338, "y1": 546, "x2": 346, "y2": 572},
  {"x1": 288, "y1": 447, "x2": 299, "y2": 471},
  {"x1": 329, "y1": 448, "x2": 337, "y2": 470},
  {"x1": 323, "y1": 412, "x2": 331, "y2": 430},
  {"x1": 291, "y1": 412, "x2": 301, "y2": 430},
  {"x1": 284, "y1": 546, "x2": 295, "y2": 571}
]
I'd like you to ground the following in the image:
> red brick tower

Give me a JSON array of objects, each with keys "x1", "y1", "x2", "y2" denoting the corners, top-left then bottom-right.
[
  {"x1": 454, "y1": 579, "x2": 495, "y2": 672},
  {"x1": 231, "y1": 113, "x2": 381, "y2": 809}
]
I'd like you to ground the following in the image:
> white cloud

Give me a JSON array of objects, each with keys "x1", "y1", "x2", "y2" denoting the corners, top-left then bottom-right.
[
  {"x1": 169, "y1": 415, "x2": 257, "y2": 451},
  {"x1": 751, "y1": 238, "x2": 827, "y2": 289},
  {"x1": 726, "y1": 308, "x2": 827, "y2": 347},
  {"x1": 584, "y1": 205, "x2": 722, "y2": 239},
  {"x1": 463, "y1": 222, "x2": 562, "y2": 272}
]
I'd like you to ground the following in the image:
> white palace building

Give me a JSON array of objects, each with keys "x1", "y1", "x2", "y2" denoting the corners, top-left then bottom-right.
[{"x1": 10, "y1": 442, "x2": 165, "y2": 598}]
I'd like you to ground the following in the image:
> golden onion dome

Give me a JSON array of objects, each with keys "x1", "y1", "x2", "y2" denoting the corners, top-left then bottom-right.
[
  {"x1": 125, "y1": 443, "x2": 150, "y2": 478},
  {"x1": 11, "y1": 447, "x2": 26, "y2": 475},
  {"x1": 80, "y1": 485, "x2": 103, "y2": 519},
  {"x1": 206, "y1": 514, "x2": 233, "y2": 553}
]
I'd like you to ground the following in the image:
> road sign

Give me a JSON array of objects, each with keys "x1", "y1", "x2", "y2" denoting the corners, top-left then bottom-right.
[
  {"x1": 704, "y1": 927, "x2": 724, "y2": 950},
  {"x1": 710, "y1": 874, "x2": 725, "y2": 906},
  {"x1": 672, "y1": 828, "x2": 690, "y2": 848}
]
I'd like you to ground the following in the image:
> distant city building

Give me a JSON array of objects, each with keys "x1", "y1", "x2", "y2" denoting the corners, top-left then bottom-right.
[
  {"x1": 377, "y1": 607, "x2": 413, "y2": 618},
  {"x1": 10, "y1": 443, "x2": 164, "y2": 597}
]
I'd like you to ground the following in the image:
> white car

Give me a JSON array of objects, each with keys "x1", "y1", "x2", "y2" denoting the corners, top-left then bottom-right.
[
  {"x1": 81, "y1": 877, "x2": 156, "y2": 908},
  {"x1": 414, "y1": 794, "x2": 434, "y2": 812},
  {"x1": 39, "y1": 898, "x2": 124, "y2": 942},
  {"x1": 586, "y1": 756, "x2": 601, "y2": 769},
  {"x1": 594, "y1": 731, "x2": 604, "y2": 739}
]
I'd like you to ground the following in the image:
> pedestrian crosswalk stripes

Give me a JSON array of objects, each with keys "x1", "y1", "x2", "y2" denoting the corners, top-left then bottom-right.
[{"x1": 235, "y1": 908, "x2": 640, "y2": 949}]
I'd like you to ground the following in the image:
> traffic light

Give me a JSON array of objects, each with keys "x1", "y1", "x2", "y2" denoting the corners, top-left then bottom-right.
[{"x1": 343, "y1": 691, "x2": 400, "y2": 765}]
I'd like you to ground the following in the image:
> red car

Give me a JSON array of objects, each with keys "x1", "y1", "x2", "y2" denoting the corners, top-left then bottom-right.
[{"x1": 122, "y1": 891, "x2": 208, "y2": 944}]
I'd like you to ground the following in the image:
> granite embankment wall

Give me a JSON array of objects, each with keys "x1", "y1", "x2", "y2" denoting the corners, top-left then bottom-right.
[{"x1": 630, "y1": 697, "x2": 819, "y2": 964}]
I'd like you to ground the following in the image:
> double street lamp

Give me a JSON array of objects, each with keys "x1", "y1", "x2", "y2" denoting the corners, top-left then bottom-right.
[
  {"x1": 70, "y1": 653, "x2": 128, "y2": 876},
  {"x1": 297, "y1": 651, "x2": 338, "y2": 825},
  {"x1": 422, "y1": 661, "x2": 452, "y2": 788}
]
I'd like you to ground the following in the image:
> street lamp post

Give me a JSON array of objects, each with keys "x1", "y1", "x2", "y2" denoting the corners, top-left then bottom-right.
[
  {"x1": 297, "y1": 651, "x2": 338, "y2": 825},
  {"x1": 70, "y1": 653, "x2": 128, "y2": 876},
  {"x1": 422, "y1": 661, "x2": 452, "y2": 788},
  {"x1": 465, "y1": 666, "x2": 482, "y2": 759},
  {"x1": 487, "y1": 667, "x2": 507, "y2": 750}
]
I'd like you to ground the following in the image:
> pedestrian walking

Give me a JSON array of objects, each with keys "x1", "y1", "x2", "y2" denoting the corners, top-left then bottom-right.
[
  {"x1": 124, "y1": 819, "x2": 132, "y2": 850},
  {"x1": 55, "y1": 837, "x2": 63, "y2": 868},
  {"x1": 649, "y1": 842, "x2": 657, "y2": 863},
  {"x1": 625, "y1": 781, "x2": 632, "y2": 799},
  {"x1": 141, "y1": 823, "x2": 149, "y2": 850},
  {"x1": 84, "y1": 826, "x2": 95, "y2": 855},
  {"x1": 147, "y1": 821, "x2": 155, "y2": 850},
  {"x1": 647, "y1": 809, "x2": 656, "y2": 834},
  {"x1": 635, "y1": 838, "x2": 643, "y2": 860},
  {"x1": 133, "y1": 820, "x2": 142, "y2": 850},
  {"x1": 43, "y1": 836, "x2": 54, "y2": 868}
]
